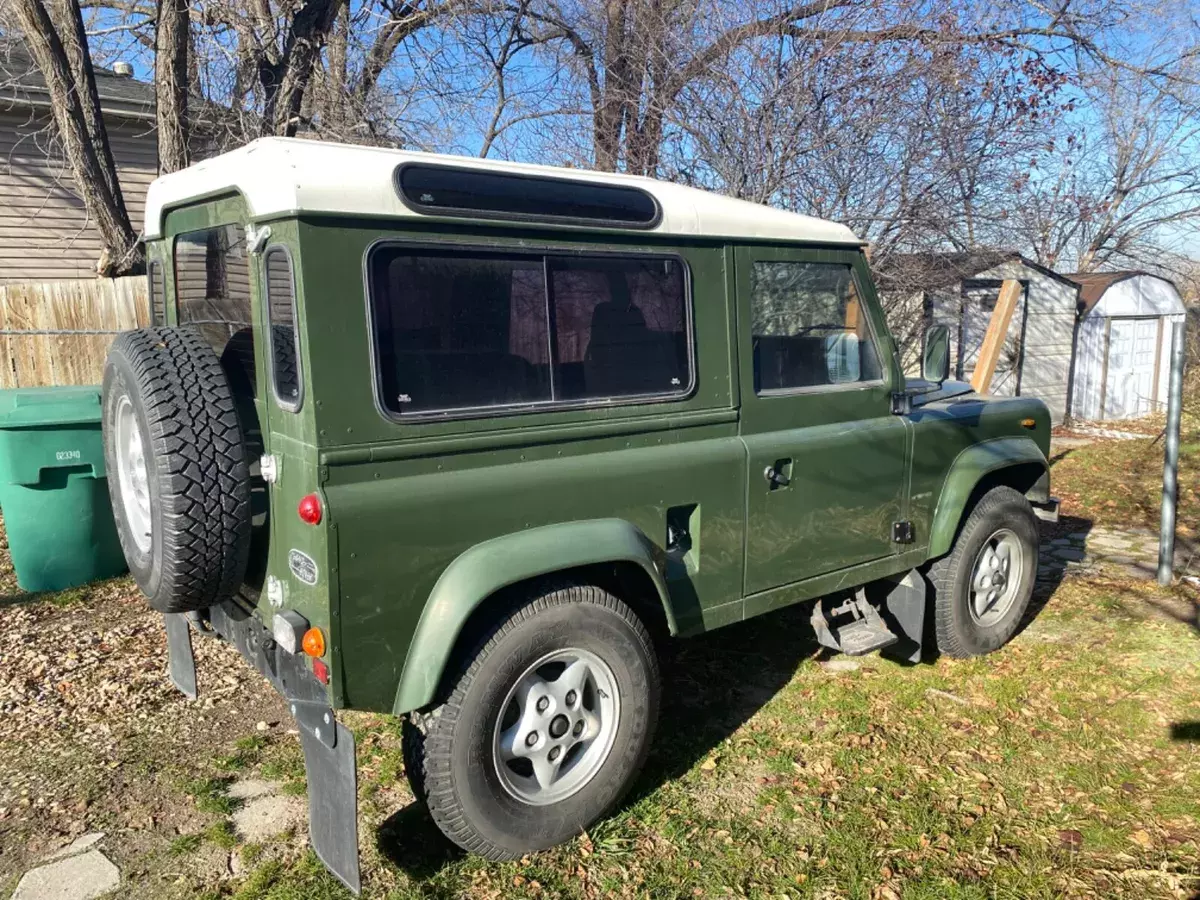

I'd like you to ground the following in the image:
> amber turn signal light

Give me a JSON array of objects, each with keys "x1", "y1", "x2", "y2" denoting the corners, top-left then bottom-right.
[
  {"x1": 302, "y1": 627, "x2": 326, "y2": 658},
  {"x1": 298, "y1": 493, "x2": 322, "y2": 525},
  {"x1": 1020, "y1": 418, "x2": 1037, "y2": 429}
]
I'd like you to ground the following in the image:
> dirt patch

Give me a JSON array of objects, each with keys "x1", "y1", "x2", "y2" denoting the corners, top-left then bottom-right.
[{"x1": 0, "y1": 581, "x2": 286, "y2": 884}]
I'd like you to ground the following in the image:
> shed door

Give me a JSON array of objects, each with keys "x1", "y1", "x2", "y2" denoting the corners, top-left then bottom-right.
[{"x1": 1104, "y1": 318, "x2": 1158, "y2": 419}]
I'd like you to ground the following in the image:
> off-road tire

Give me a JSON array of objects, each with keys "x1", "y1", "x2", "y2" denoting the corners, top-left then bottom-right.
[
  {"x1": 403, "y1": 583, "x2": 659, "y2": 859},
  {"x1": 927, "y1": 486, "x2": 1039, "y2": 657},
  {"x1": 102, "y1": 327, "x2": 252, "y2": 614}
]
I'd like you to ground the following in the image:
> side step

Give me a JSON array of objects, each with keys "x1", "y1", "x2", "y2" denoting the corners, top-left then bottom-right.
[
  {"x1": 811, "y1": 600, "x2": 897, "y2": 657},
  {"x1": 810, "y1": 569, "x2": 928, "y2": 663}
]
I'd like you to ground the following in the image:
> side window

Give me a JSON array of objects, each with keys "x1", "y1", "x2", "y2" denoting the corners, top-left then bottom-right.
[
  {"x1": 174, "y1": 224, "x2": 252, "y2": 359},
  {"x1": 147, "y1": 261, "x2": 165, "y2": 325},
  {"x1": 370, "y1": 250, "x2": 552, "y2": 414},
  {"x1": 367, "y1": 246, "x2": 692, "y2": 417},
  {"x1": 750, "y1": 261, "x2": 882, "y2": 393},
  {"x1": 264, "y1": 248, "x2": 301, "y2": 410},
  {"x1": 549, "y1": 256, "x2": 689, "y2": 400}
]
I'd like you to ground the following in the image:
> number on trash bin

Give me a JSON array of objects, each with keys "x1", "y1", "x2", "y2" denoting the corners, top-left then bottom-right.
[{"x1": 55, "y1": 449, "x2": 82, "y2": 461}]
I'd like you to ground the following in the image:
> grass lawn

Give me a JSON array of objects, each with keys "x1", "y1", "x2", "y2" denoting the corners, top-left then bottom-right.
[
  {"x1": 3, "y1": 565, "x2": 1199, "y2": 898},
  {"x1": 1052, "y1": 371, "x2": 1200, "y2": 535},
  {"x1": 2, "y1": 384, "x2": 1200, "y2": 898}
]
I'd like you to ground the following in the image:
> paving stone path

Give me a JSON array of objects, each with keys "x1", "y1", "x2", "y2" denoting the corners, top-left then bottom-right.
[
  {"x1": 1037, "y1": 524, "x2": 1197, "y2": 586},
  {"x1": 9, "y1": 776, "x2": 308, "y2": 900}
]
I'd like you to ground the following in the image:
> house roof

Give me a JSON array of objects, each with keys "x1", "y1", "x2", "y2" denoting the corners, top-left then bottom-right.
[
  {"x1": 0, "y1": 40, "x2": 155, "y2": 121},
  {"x1": 875, "y1": 250, "x2": 1078, "y2": 293},
  {"x1": 143, "y1": 137, "x2": 865, "y2": 245}
]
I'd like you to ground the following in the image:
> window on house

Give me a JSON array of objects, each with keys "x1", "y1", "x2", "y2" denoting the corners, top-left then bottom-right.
[
  {"x1": 751, "y1": 261, "x2": 882, "y2": 393},
  {"x1": 264, "y1": 247, "x2": 301, "y2": 410},
  {"x1": 368, "y1": 246, "x2": 691, "y2": 416}
]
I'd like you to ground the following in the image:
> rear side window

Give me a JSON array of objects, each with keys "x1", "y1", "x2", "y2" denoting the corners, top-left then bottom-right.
[
  {"x1": 750, "y1": 261, "x2": 882, "y2": 393},
  {"x1": 174, "y1": 224, "x2": 252, "y2": 359},
  {"x1": 147, "y1": 261, "x2": 165, "y2": 325},
  {"x1": 264, "y1": 247, "x2": 301, "y2": 410},
  {"x1": 368, "y1": 246, "x2": 691, "y2": 417}
]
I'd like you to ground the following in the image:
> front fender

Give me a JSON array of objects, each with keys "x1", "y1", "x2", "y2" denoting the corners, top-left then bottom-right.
[
  {"x1": 928, "y1": 437, "x2": 1049, "y2": 558},
  {"x1": 392, "y1": 518, "x2": 671, "y2": 715}
]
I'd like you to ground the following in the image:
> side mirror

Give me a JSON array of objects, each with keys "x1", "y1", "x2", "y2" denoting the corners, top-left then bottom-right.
[{"x1": 923, "y1": 325, "x2": 950, "y2": 384}]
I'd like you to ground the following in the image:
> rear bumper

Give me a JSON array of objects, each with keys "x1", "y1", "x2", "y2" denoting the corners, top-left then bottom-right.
[
  {"x1": 164, "y1": 604, "x2": 361, "y2": 894},
  {"x1": 1032, "y1": 496, "x2": 1060, "y2": 524}
]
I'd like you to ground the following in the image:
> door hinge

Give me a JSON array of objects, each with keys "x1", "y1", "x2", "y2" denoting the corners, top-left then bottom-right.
[
  {"x1": 260, "y1": 453, "x2": 279, "y2": 484},
  {"x1": 892, "y1": 521, "x2": 915, "y2": 544},
  {"x1": 246, "y1": 223, "x2": 272, "y2": 254}
]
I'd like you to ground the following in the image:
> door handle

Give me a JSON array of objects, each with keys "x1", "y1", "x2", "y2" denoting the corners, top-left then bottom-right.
[{"x1": 763, "y1": 464, "x2": 791, "y2": 488}]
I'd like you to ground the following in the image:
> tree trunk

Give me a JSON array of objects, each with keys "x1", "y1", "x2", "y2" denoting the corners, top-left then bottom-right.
[
  {"x1": 14, "y1": 0, "x2": 143, "y2": 276},
  {"x1": 260, "y1": 0, "x2": 346, "y2": 137},
  {"x1": 155, "y1": 0, "x2": 191, "y2": 173},
  {"x1": 52, "y1": 0, "x2": 128, "y2": 213}
]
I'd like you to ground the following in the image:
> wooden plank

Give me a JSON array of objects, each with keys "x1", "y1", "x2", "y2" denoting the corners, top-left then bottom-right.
[{"x1": 970, "y1": 279, "x2": 1022, "y2": 393}]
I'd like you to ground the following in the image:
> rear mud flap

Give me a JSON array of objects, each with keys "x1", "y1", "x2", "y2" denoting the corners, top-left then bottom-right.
[
  {"x1": 300, "y1": 721, "x2": 361, "y2": 894},
  {"x1": 164, "y1": 612, "x2": 197, "y2": 700},
  {"x1": 161, "y1": 605, "x2": 361, "y2": 894}
]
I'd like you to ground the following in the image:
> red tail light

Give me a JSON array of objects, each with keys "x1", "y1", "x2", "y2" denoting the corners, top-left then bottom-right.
[
  {"x1": 298, "y1": 493, "x2": 322, "y2": 525},
  {"x1": 312, "y1": 658, "x2": 329, "y2": 684}
]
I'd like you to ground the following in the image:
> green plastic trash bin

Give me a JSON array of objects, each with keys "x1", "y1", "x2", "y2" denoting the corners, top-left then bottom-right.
[{"x1": 0, "y1": 386, "x2": 127, "y2": 593}]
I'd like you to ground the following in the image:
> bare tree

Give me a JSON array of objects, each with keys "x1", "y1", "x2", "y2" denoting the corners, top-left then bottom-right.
[
  {"x1": 12, "y1": 0, "x2": 143, "y2": 275},
  {"x1": 155, "y1": 0, "x2": 189, "y2": 172},
  {"x1": 1013, "y1": 62, "x2": 1200, "y2": 272}
]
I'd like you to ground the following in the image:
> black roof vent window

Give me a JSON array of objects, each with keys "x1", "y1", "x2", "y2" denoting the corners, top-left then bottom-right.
[{"x1": 395, "y1": 164, "x2": 661, "y2": 229}]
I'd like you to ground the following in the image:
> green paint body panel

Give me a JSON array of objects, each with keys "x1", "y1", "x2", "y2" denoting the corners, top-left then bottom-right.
[{"x1": 148, "y1": 192, "x2": 1054, "y2": 718}]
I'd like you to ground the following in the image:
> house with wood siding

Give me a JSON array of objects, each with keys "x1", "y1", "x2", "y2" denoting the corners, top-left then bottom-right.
[{"x1": 0, "y1": 41, "x2": 156, "y2": 282}]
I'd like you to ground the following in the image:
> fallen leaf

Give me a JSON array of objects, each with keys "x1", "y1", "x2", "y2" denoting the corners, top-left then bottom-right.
[
  {"x1": 1129, "y1": 829, "x2": 1153, "y2": 849},
  {"x1": 1058, "y1": 829, "x2": 1083, "y2": 849}
]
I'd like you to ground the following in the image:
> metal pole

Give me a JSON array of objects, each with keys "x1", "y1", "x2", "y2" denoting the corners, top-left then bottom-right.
[{"x1": 1158, "y1": 320, "x2": 1186, "y2": 585}]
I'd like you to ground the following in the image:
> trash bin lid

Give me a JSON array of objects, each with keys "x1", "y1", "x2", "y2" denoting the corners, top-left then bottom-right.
[{"x1": 0, "y1": 385, "x2": 103, "y2": 428}]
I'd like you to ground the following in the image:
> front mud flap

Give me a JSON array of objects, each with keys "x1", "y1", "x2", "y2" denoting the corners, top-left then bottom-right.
[
  {"x1": 298, "y1": 719, "x2": 361, "y2": 895},
  {"x1": 879, "y1": 568, "x2": 927, "y2": 665}
]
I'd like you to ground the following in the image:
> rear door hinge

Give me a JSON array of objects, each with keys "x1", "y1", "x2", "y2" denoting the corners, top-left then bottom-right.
[
  {"x1": 892, "y1": 521, "x2": 914, "y2": 544},
  {"x1": 246, "y1": 223, "x2": 271, "y2": 254}
]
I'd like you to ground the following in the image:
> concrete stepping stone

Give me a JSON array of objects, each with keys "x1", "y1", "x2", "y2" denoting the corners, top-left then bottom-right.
[
  {"x1": 43, "y1": 833, "x2": 105, "y2": 862},
  {"x1": 12, "y1": 850, "x2": 119, "y2": 900},
  {"x1": 230, "y1": 779, "x2": 304, "y2": 841}
]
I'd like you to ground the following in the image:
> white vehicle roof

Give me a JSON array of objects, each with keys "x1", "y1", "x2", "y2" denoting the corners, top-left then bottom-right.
[{"x1": 143, "y1": 137, "x2": 862, "y2": 246}]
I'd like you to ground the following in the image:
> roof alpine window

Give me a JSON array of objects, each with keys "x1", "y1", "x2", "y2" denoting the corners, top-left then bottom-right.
[{"x1": 395, "y1": 164, "x2": 661, "y2": 228}]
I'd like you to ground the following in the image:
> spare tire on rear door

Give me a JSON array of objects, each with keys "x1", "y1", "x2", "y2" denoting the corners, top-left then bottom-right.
[{"x1": 102, "y1": 327, "x2": 252, "y2": 613}]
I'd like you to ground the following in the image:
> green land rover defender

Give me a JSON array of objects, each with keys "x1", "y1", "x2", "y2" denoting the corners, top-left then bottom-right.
[{"x1": 102, "y1": 138, "x2": 1058, "y2": 892}]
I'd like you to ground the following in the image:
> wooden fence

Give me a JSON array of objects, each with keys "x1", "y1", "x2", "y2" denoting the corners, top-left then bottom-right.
[{"x1": 0, "y1": 276, "x2": 149, "y2": 388}]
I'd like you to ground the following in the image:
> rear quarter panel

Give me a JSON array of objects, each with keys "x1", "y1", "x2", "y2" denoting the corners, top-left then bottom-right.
[{"x1": 297, "y1": 219, "x2": 747, "y2": 712}]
